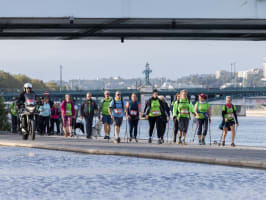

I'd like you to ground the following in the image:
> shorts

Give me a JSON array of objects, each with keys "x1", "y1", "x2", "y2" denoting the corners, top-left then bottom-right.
[
  {"x1": 102, "y1": 114, "x2": 113, "y2": 125},
  {"x1": 224, "y1": 121, "x2": 235, "y2": 129},
  {"x1": 114, "y1": 117, "x2": 123, "y2": 127},
  {"x1": 179, "y1": 117, "x2": 189, "y2": 133},
  {"x1": 63, "y1": 116, "x2": 72, "y2": 128}
]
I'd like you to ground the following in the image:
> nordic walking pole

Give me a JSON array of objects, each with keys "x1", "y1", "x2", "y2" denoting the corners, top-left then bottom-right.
[
  {"x1": 209, "y1": 120, "x2": 212, "y2": 145},
  {"x1": 192, "y1": 121, "x2": 199, "y2": 143},
  {"x1": 166, "y1": 121, "x2": 170, "y2": 144},
  {"x1": 124, "y1": 118, "x2": 128, "y2": 143},
  {"x1": 190, "y1": 118, "x2": 194, "y2": 142}
]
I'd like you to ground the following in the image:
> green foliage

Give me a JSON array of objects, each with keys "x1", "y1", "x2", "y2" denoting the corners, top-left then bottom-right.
[
  {"x1": 0, "y1": 71, "x2": 59, "y2": 91},
  {"x1": 0, "y1": 97, "x2": 10, "y2": 131}
]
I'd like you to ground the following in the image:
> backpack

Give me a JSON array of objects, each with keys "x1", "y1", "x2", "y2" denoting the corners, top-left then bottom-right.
[{"x1": 112, "y1": 97, "x2": 124, "y2": 109}]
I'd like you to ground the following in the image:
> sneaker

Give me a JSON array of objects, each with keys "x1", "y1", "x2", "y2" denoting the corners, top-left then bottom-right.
[
  {"x1": 129, "y1": 137, "x2": 132, "y2": 142},
  {"x1": 182, "y1": 139, "x2": 187, "y2": 145},
  {"x1": 148, "y1": 138, "x2": 152, "y2": 144},
  {"x1": 117, "y1": 137, "x2": 121, "y2": 143},
  {"x1": 86, "y1": 136, "x2": 92, "y2": 139},
  {"x1": 104, "y1": 135, "x2": 110, "y2": 139},
  {"x1": 161, "y1": 138, "x2": 164, "y2": 144},
  {"x1": 177, "y1": 138, "x2": 182, "y2": 144},
  {"x1": 199, "y1": 139, "x2": 202, "y2": 145},
  {"x1": 222, "y1": 141, "x2": 225, "y2": 146},
  {"x1": 113, "y1": 138, "x2": 118, "y2": 144},
  {"x1": 231, "y1": 143, "x2": 236, "y2": 147},
  {"x1": 202, "y1": 139, "x2": 206, "y2": 145},
  {"x1": 157, "y1": 139, "x2": 162, "y2": 144},
  {"x1": 135, "y1": 138, "x2": 138, "y2": 143}
]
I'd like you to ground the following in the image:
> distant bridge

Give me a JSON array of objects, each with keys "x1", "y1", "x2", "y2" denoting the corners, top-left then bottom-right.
[{"x1": 3, "y1": 87, "x2": 266, "y2": 103}]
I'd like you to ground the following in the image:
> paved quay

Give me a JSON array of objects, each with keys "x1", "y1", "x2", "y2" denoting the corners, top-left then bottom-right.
[{"x1": 0, "y1": 133, "x2": 266, "y2": 170}]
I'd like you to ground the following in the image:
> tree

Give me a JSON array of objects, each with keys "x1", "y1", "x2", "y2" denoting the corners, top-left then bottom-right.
[{"x1": 0, "y1": 97, "x2": 10, "y2": 131}]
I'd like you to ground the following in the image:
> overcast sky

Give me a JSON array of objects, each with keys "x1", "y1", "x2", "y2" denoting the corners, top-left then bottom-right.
[
  {"x1": 0, "y1": 0, "x2": 266, "y2": 82},
  {"x1": 0, "y1": 40, "x2": 266, "y2": 82}
]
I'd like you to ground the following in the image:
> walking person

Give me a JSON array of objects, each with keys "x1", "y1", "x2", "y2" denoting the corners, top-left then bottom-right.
[
  {"x1": 159, "y1": 96, "x2": 170, "y2": 143},
  {"x1": 72, "y1": 100, "x2": 79, "y2": 136},
  {"x1": 9, "y1": 97, "x2": 18, "y2": 134},
  {"x1": 126, "y1": 93, "x2": 141, "y2": 142},
  {"x1": 80, "y1": 92, "x2": 98, "y2": 139},
  {"x1": 99, "y1": 91, "x2": 113, "y2": 139},
  {"x1": 221, "y1": 96, "x2": 239, "y2": 147},
  {"x1": 109, "y1": 91, "x2": 126, "y2": 144},
  {"x1": 173, "y1": 89, "x2": 194, "y2": 145},
  {"x1": 144, "y1": 89, "x2": 165, "y2": 144},
  {"x1": 39, "y1": 97, "x2": 51, "y2": 135},
  {"x1": 194, "y1": 93, "x2": 211, "y2": 145},
  {"x1": 61, "y1": 94, "x2": 75, "y2": 137},
  {"x1": 172, "y1": 93, "x2": 180, "y2": 143},
  {"x1": 50, "y1": 103, "x2": 61, "y2": 135}
]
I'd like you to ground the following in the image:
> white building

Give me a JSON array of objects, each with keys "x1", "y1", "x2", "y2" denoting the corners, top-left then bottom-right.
[
  {"x1": 237, "y1": 68, "x2": 261, "y2": 80},
  {"x1": 216, "y1": 70, "x2": 231, "y2": 79}
]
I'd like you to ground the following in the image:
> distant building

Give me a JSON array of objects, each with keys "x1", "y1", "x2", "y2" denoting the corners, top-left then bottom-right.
[
  {"x1": 237, "y1": 68, "x2": 261, "y2": 80},
  {"x1": 216, "y1": 70, "x2": 231, "y2": 79}
]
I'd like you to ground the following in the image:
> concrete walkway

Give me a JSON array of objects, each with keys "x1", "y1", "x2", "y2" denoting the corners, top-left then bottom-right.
[{"x1": 0, "y1": 133, "x2": 266, "y2": 170}]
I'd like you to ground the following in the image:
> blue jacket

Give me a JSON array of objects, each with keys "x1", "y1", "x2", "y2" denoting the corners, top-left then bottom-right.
[{"x1": 39, "y1": 103, "x2": 51, "y2": 117}]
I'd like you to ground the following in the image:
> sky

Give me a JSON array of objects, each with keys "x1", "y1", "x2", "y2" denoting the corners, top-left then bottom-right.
[
  {"x1": 0, "y1": 40, "x2": 266, "y2": 82},
  {"x1": 0, "y1": 0, "x2": 266, "y2": 82}
]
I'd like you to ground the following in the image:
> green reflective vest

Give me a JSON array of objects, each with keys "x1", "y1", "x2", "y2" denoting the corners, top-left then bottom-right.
[
  {"x1": 10, "y1": 102, "x2": 17, "y2": 116},
  {"x1": 195, "y1": 101, "x2": 210, "y2": 119},
  {"x1": 101, "y1": 98, "x2": 112, "y2": 116},
  {"x1": 222, "y1": 104, "x2": 236, "y2": 122},
  {"x1": 149, "y1": 99, "x2": 161, "y2": 117},
  {"x1": 66, "y1": 103, "x2": 72, "y2": 116}
]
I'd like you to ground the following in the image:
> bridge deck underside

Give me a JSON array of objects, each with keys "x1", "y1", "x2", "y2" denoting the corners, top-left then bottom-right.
[{"x1": 1, "y1": 18, "x2": 266, "y2": 40}]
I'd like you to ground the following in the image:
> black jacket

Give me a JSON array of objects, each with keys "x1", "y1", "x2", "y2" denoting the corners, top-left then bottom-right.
[
  {"x1": 144, "y1": 97, "x2": 165, "y2": 116},
  {"x1": 17, "y1": 91, "x2": 37, "y2": 106},
  {"x1": 80, "y1": 99, "x2": 98, "y2": 119}
]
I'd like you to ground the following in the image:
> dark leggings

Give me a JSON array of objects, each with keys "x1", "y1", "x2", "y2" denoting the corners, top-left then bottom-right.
[
  {"x1": 148, "y1": 116, "x2": 162, "y2": 138},
  {"x1": 40, "y1": 116, "x2": 50, "y2": 134},
  {"x1": 161, "y1": 117, "x2": 167, "y2": 138},
  {"x1": 197, "y1": 118, "x2": 208, "y2": 136},
  {"x1": 51, "y1": 118, "x2": 60, "y2": 133},
  {"x1": 129, "y1": 118, "x2": 139, "y2": 138},
  {"x1": 173, "y1": 119, "x2": 178, "y2": 142}
]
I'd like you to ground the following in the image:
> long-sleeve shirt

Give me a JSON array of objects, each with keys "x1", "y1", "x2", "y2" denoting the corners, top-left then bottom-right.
[{"x1": 39, "y1": 103, "x2": 51, "y2": 117}]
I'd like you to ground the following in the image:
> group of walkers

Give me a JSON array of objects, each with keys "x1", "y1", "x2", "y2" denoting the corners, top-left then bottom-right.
[{"x1": 10, "y1": 83, "x2": 240, "y2": 147}]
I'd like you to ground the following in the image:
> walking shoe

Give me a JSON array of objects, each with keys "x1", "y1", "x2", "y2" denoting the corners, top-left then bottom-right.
[
  {"x1": 129, "y1": 137, "x2": 132, "y2": 142},
  {"x1": 104, "y1": 135, "x2": 110, "y2": 139},
  {"x1": 182, "y1": 139, "x2": 187, "y2": 145},
  {"x1": 86, "y1": 136, "x2": 92, "y2": 139},
  {"x1": 177, "y1": 138, "x2": 182, "y2": 144},
  {"x1": 157, "y1": 139, "x2": 162, "y2": 144},
  {"x1": 198, "y1": 139, "x2": 202, "y2": 145},
  {"x1": 231, "y1": 143, "x2": 236, "y2": 147},
  {"x1": 148, "y1": 137, "x2": 152, "y2": 144},
  {"x1": 222, "y1": 141, "x2": 225, "y2": 146},
  {"x1": 117, "y1": 137, "x2": 121, "y2": 143},
  {"x1": 202, "y1": 138, "x2": 206, "y2": 145},
  {"x1": 135, "y1": 138, "x2": 138, "y2": 143},
  {"x1": 161, "y1": 138, "x2": 164, "y2": 144}
]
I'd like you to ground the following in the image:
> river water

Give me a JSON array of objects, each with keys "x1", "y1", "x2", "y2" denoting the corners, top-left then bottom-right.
[
  {"x1": 0, "y1": 146, "x2": 265, "y2": 200},
  {"x1": 85, "y1": 116, "x2": 266, "y2": 147}
]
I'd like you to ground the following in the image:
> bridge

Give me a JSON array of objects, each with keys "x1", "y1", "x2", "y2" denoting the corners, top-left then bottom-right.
[
  {"x1": 3, "y1": 87, "x2": 266, "y2": 103},
  {"x1": 1, "y1": 0, "x2": 266, "y2": 40}
]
